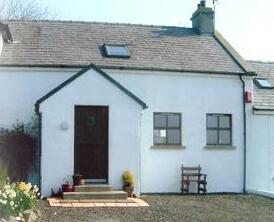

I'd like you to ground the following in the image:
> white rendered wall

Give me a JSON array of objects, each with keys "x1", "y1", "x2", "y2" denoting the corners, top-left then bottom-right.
[
  {"x1": 0, "y1": 66, "x2": 252, "y2": 195},
  {"x1": 0, "y1": 67, "x2": 78, "y2": 126},
  {"x1": 107, "y1": 69, "x2": 250, "y2": 193},
  {"x1": 39, "y1": 68, "x2": 142, "y2": 196},
  {"x1": 246, "y1": 113, "x2": 274, "y2": 195},
  {"x1": 245, "y1": 79, "x2": 274, "y2": 197}
]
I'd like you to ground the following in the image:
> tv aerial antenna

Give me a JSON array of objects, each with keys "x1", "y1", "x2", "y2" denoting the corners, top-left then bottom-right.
[
  {"x1": 212, "y1": 0, "x2": 219, "y2": 32},
  {"x1": 212, "y1": 0, "x2": 218, "y2": 12}
]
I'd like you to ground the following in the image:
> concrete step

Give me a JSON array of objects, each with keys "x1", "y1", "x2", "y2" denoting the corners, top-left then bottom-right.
[
  {"x1": 82, "y1": 179, "x2": 107, "y2": 184},
  {"x1": 74, "y1": 184, "x2": 111, "y2": 192},
  {"x1": 63, "y1": 191, "x2": 128, "y2": 200}
]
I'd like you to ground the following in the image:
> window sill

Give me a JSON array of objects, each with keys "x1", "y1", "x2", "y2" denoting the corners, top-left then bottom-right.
[
  {"x1": 151, "y1": 145, "x2": 186, "y2": 150},
  {"x1": 204, "y1": 145, "x2": 236, "y2": 150}
]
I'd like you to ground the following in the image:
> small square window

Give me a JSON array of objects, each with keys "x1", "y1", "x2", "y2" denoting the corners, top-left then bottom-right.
[
  {"x1": 103, "y1": 44, "x2": 130, "y2": 58},
  {"x1": 153, "y1": 113, "x2": 181, "y2": 145},
  {"x1": 254, "y1": 78, "x2": 273, "y2": 89},
  {"x1": 206, "y1": 114, "x2": 232, "y2": 145}
]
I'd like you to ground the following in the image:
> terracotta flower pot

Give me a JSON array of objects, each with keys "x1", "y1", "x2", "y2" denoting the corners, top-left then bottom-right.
[
  {"x1": 62, "y1": 184, "x2": 74, "y2": 192},
  {"x1": 68, "y1": 184, "x2": 74, "y2": 192},
  {"x1": 123, "y1": 185, "x2": 134, "y2": 197},
  {"x1": 73, "y1": 175, "x2": 82, "y2": 186}
]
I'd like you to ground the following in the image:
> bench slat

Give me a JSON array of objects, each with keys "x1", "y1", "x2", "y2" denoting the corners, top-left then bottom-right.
[
  {"x1": 181, "y1": 167, "x2": 201, "y2": 170},
  {"x1": 181, "y1": 173, "x2": 204, "y2": 176}
]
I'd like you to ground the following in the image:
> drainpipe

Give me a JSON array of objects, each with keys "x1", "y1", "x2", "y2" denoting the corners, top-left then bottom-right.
[
  {"x1": 239, "y1": 74, "x2": 247, "y2": 193},
  {"x1": 35, "y1": 105, "x2": 42, "y2": 193},
  {"x1": 139, "y1": 110, "x2": 144, "y2": 195}
]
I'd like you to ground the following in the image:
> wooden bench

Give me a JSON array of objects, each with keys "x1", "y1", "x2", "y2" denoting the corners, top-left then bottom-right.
[{"x1": 181, "y1": 165, "x2": 207, "y2": 194}]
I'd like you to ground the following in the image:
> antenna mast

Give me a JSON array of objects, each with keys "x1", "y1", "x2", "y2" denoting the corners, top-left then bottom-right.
[{"x1": 212, "y1": 0, "x2": 218, "y2": 32}]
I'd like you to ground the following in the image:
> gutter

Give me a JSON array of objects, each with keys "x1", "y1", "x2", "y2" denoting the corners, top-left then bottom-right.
[
  {"x1": 253, "y1": 107, "x2": 274, "y2": 112},
  {"x1": 0, "y1": 63, "x2": 249, "y2": 76},
  {"x1": 239, "y1": 74, "x2": 247, "y2": 193}
]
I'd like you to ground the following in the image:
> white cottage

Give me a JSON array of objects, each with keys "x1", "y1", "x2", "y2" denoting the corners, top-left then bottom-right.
[{"x1": 0, "y1": 1, "x2": 270, "y2": 197}]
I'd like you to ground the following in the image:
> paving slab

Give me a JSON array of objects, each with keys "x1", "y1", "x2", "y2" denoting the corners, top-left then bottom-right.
[{"x1": 47, "y1": 197, "x2": 149, "y2": 208}]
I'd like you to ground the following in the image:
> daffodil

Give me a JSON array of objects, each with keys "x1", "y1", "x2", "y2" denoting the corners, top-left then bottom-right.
[{"x1": 18, "y1": 182, "x2": 28, "y2": 191}]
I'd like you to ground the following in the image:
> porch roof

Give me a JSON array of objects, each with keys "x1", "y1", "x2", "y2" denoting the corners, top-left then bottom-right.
[{"x1": 35, "y1": 64, "x2": 148, "y2": 112}]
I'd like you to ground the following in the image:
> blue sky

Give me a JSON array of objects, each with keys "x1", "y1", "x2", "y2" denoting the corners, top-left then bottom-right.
[{"x1": 41, "y1": 0, "x2": 274, "y2": 61}]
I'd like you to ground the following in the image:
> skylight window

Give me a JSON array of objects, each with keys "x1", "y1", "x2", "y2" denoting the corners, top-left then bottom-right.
[
  {"x1": 103, "y1": 44, "x2": 130, "y2": 58},
  {"x1": 254, "y1": 78, "x2": 274, "y2": 89}
]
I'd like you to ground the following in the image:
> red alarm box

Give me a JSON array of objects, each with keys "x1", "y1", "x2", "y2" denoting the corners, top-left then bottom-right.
[{"x1": 245, "y1": 91, "x2": 252, "y2": 103}]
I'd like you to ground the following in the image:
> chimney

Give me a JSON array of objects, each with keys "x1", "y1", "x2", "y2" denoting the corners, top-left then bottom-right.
[
  {"x1": 0, "y1": 22, "x2": 13, "y2": 43},
  {"x1": 191, "y1": 0, "x2": 215, "y2": 34},
  {"x1": 0, "y1": 22, "x2": 12, "y2": 56}
]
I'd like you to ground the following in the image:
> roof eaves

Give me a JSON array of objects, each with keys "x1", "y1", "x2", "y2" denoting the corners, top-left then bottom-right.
[
  {"x1": 253, "y1": 106, "x2": 274, "y2": 115},
  {"x1": 98, "y1": 65, "x2": 246, "y2": 75},
  {"x1": 35, "y1": 64, "x2": 147, "y2": 112},
  {"x1": 0, "y1": 64, "x2": 247, "y2": 75},
  {"x1": 253, "y1": 106, "x2": 274, "y2": 111},
  {"x1": 214, "y1": 30, "x2": 255, "y2": 76}
]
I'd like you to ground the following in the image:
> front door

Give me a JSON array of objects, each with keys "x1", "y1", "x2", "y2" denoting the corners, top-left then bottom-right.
[{"x1": 74, "y1": 106, "x2": 108, "y2": 180}]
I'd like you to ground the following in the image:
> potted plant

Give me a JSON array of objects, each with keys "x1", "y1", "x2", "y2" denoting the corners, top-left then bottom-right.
[
  {"x1": 61, "y1": 176, "x2": 74, "y2": 193},
  {"x1": 73, "y1": 173, "x2": 82, "y2": 186},
  {"x1": 121, "y1": 170, "x2": 134, "y2": 197}
]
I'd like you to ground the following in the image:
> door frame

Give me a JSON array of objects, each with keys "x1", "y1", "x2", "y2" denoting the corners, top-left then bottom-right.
[{"x1": 74, "y1": 105, "x2": 109, "y2": 183}]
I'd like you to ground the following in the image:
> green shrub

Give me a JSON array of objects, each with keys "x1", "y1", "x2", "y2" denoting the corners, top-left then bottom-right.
[{"x1": 0, "y1": 116, "x2": 38, "y2": 182}]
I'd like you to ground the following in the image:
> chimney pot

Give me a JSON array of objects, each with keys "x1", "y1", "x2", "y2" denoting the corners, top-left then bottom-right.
[{"x1": 200, "y1": 0, "x2": 206, "y2": 7}]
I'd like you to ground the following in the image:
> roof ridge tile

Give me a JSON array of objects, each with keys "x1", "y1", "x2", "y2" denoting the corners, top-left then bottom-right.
[{"x1": 4, "y1": 19, "x2": 191, "y2": 29}]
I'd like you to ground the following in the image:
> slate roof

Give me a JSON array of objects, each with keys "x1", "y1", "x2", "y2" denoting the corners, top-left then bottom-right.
[
  {"x1": 249, "y1": 61, "x2": 274, "y2": 110},
  {"x1": 0, "y1": 20, "x2": 245, "y2": 74}
]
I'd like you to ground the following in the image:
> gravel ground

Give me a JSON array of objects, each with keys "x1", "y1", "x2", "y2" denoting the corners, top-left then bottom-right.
[{"x1": 36, "y1": 194, "x2": 274, "y2": 222}]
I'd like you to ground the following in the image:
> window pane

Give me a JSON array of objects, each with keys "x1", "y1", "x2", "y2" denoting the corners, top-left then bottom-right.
[
  {"x1": 153, "y1": 129, "x2": 166, "y2": 144},
  {"x1": 105, "y1": 45, "x2": 130, "y2": 57},
  {"x1": 167, "y1": 114, "x2": 180, "y2": 127},
  {"x1": 154, "y1": 114, "x2": 166, "y2": 128},
  {"x1": 207, "y1": 130, "x2": 218, "y2": 145},
  {"x1": 256, "y1": 78, "x2": 272, "y2": 88},
  {"x1": 219, "y1": 130, "x2": 231, "y2": 145},
  {"x1": 207, "y1": 115, "x2": 218, "y2": 128},
  {"x1": 167, "y1": 129, "x2": 181, "y2": 144},
  {"x1": 219, "y1": 116, "x2": 230, "y2": 128}
]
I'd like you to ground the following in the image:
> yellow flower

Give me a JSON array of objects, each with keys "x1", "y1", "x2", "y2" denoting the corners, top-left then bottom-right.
[{"x1": 18, "y1": 182, "x2": 28, "y2": 191}]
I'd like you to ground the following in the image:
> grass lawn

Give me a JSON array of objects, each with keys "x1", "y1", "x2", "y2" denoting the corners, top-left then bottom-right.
[{"x1": 37, "y1": 194, "x2": 274, "y2": 222}]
